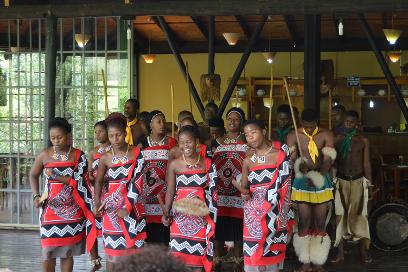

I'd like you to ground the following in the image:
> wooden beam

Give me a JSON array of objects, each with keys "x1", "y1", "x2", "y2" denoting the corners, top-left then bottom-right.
[
  {"x1": 138, "y1": 38, "x2": 408, "y2": 54},
  {"x1": 208, "y1": 16, "x2": 215, "y2": 75},
  {"x1": 156, "y1": 16, "x2": 205, "y2": 119},
  {"x1": 217, "y1": 16, "x2": 267, "y2": 117},
  {"x1": 191, "y1": 16, "x2": 209, "y2": 41},
  {"x1": 358, "y1": 13, "x2": 408, "y2": 122},
  {"x1": 304, "y1": 14, "x2": 321, "y2": 114},
  {"x1": 235, "y1": 15, "x2": 251, "y2": 40},
  {"x1": 3, "y1": 1, "x2": 408, "y2": 19},
  {"x1": 151, "y1": 16, "x2": 182, "y2": 46},
  {"x1": 283, "y1": 15, "x2": 298, "y2": 47}
]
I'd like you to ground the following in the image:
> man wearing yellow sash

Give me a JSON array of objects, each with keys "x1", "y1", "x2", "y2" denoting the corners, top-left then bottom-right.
[
  {"x1": 124, "y1": 98, "x2": 144, "y2": 146},
  {"x1": 287, "y1": 109, "x2": 337, "y2": 272},
  {"x1": 331, "y1": 110, "x2": 372, "y2": 264}
]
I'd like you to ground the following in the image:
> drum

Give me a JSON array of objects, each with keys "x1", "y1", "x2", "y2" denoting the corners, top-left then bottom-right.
[{"x1": 369, "y1": 201, "x2": 408, "y2": 251}]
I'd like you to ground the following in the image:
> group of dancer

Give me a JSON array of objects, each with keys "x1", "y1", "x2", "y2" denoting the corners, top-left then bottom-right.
[{"x1": 29, "y1": 98, "x2": 372, "y2": 272}]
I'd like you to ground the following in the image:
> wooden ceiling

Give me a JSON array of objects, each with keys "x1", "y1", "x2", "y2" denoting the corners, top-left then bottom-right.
[{"x1": 1, "y1": 13, "x2": 408, "y2": 53}]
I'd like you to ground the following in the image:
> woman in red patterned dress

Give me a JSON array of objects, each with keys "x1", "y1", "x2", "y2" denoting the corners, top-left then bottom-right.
[
  {"x1": 88, "y1": 120, "x2": 111, "y2": 270},
  {"x1": 238, "y1": 120, "x2": 293, "y2": 272},
  {"x1": 212, "y1": 107, "x2": 248, "y2": 268},
  {"x1": 30, "y1": 118, "x2": 96, "y2": 272},
  {"x1": 93, "y1": 113, "x2": 146, "y2": 271},
  {"x1": 138, "y1": 110, "x2": 177, "y2": 244},
  {"x1": 162, "y1": 125, "x2": 217, "y2": 272}
]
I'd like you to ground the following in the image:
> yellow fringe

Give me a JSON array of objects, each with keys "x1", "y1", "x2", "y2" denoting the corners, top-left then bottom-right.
[{"x1": 291, "y1": 189, "x2": 333, "y2": 204}]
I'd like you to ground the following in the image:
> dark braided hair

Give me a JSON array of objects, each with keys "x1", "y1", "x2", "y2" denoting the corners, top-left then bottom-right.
[
  {"x1": 178, "y1": 125, "x2": 200, "y2": 140},
  {"x1": 49, "y1": 117, "x2": 72, "y2": 134},
  {"x1": 105, "y1": 112, "x2": 127, "y2": 131}
]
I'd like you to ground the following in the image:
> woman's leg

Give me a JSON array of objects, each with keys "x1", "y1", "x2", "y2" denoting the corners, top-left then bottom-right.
[
  {"x1": 42, "y1": 258, "x2": 56, "y2": 272},
  {"x1": 60, "y1": 257, "x2": 74, "y2": 272}
]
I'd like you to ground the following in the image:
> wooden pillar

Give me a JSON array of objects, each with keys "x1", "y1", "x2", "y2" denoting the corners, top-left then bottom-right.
[
  {"x1": 208, "y1": 16, "x2": 215, "y2": 75},
  {"x1": 44, "y1": 13, "x2": 57, "y2": 147},
  {"x1": 304, "y1": 14, "x2": 321, "y2": 116}
]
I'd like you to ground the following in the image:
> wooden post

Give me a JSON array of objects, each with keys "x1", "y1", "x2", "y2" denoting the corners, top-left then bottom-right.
[
  {"x1": 304, "y1": 14, "x2": 321, "y2": 115},
  {"x1": 328, "y1": 88, "x2": 332, "y2": 130},
  {"x1": 101, "y1": 69, "x2": 109, "y2": 116},
  {"x1": 44, "y1": 13, "x2": 57, "y2": 148},
  {"x1": 171, "y1": 84, "x2": 175, "y2": 138}
]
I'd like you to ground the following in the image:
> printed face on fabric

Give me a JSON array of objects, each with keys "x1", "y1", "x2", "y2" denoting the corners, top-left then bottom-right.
[
  {"x1": 244, "y1": 124, "x2": 265, "y2": 149},
  {"x1": 50, "y1": 127, "x2": 69, "y2": 151}
]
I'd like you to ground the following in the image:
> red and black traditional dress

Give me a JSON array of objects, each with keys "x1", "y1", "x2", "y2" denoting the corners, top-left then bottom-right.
[
  {"x1": 243, "y1": 143, "x2": 294, "y2": 271},
  {"x1": 40, "y1": 149, "x2": 96, "y2": 260},
  {"x1": 101, "y1": 146, "x2": 146, "y2": 262},
  {"x1": 169, "y1": 158, "x2": 218, "y2": 272},
  {"x1": 90, "y1": 145, "x2": 111, "y2": 237},
  {"x1": 212, "y1": 137, "x2": 248, "y2": 241},
  {"x1": 140, "y1": 136, "x2": 177, "y2": 243}
]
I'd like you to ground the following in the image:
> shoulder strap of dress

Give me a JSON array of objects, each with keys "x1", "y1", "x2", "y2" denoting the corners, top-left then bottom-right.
[{"x1": 74, "y1": 148, "x2": 82, "y2": 163}]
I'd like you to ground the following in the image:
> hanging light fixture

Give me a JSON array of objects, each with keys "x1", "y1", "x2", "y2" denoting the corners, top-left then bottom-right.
[
  {"x1": 388, "y1": 51, "x2": 402, "y2": 63},
  {"x1": 263, "y1": 52, "x2": 276, "y2": 64},
  {"x1": 263, "y1": 36, "x2": 276, "y2": 64},
  {"x1": 383, "y1": 14, "x2": 403, "y2": 45},
  {"x1": 142, "y1": 33, "x2": 155, "y2": 64},
  {"x1": 223, "y1": 33, "x2": 240, "y2": 46},
  {"x1": 369, "y1": 100, "x2": 375, "y2": 108},
  {"x1": 338, "y1": 17, "x2": 344, "y2": 36},
  {"x1": 75, "y1": 34, "x2": 91, "y2": 48},
  {"x1": 263, "y1": 97, "x2": 274, "y2": 108},
  {"x1": 383, "y1": 29, "x2": 403, "y2": 45}
]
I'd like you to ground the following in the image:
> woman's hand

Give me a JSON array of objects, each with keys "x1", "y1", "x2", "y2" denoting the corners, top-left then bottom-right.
[
  {"x1": 45, "y1": 168, "x2": 54, "y2": 177},
  {"x1": 117, "y1": 208, "x2": 129, "y2": 218},
  {"x1": 33, "y1": 195, "x2": 40, "y2": 209},
  {"x1": 241, "y1": 192, "x2": 251, "y2": 201},
  {"x1": 162, "y1": 215, "x2": 171, "y2": 226}
]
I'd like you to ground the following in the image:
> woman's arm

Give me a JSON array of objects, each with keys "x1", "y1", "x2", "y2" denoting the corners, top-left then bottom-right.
[
  {"x1": 163, "y1": 160, "x2": 177, "y2": 217},
  {"x1": 30, "y1": 151, "x2": 45, "y2": 208},
  {"x1": 94, "y1": 155, "x2": 108, "y2": 210}
]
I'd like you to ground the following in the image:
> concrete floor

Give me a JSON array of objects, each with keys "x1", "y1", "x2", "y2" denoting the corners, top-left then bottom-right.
[{"x1": 0, "y1": 230, "x2": 407, "y2": 272}]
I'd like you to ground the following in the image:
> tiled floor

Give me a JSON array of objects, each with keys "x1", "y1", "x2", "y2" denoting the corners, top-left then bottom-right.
[{"x1": 0, "y1": 229, "x2": 407, "y2": 272}]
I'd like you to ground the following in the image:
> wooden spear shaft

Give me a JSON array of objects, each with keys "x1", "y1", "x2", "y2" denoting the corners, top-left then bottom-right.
[
  {"x1": 268, "y1": 64, "x2": 274, "y2": 140},
  {"x1": 283, "y1": 77, "x2": 303, "y2": 158}
]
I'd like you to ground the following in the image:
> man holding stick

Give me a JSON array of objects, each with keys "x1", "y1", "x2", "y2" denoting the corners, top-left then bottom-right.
[{"x1": 287, "y1": 109, "x2": 336, "y2": 272}]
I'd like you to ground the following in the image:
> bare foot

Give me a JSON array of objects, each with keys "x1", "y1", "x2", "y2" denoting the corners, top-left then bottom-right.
[
  {"x1": 361, "y1": 251, "x2": 373, "y2": 264},
  {"x1": 329, "y1": 254, "x2": 344, "y2": 264}
]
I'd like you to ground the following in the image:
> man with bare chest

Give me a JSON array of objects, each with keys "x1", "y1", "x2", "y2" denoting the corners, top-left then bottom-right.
[
  {"x1": 331, "y1": 110, "x2": 372, "y2": 264},
  {"x1": 287, "y1": 109, "x2": 337, "y2": 272}
]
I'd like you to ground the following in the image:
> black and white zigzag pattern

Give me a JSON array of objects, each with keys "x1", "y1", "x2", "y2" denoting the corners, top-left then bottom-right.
[
  {"x1": 41, "y1": 221, "x2": 85, "y2": 238},
  {"x1": 170, "y1": 239, "x2": 205, "y2": 255},
  {"x1": 142, "y1": 149, "x2": 169, "y2": 161},
  {"x1": 104, "y1": 236, "x2": 127, "y2": 249},
  {"x1": 176, "y1": 174, "x2": 208, "y2": 187}
]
